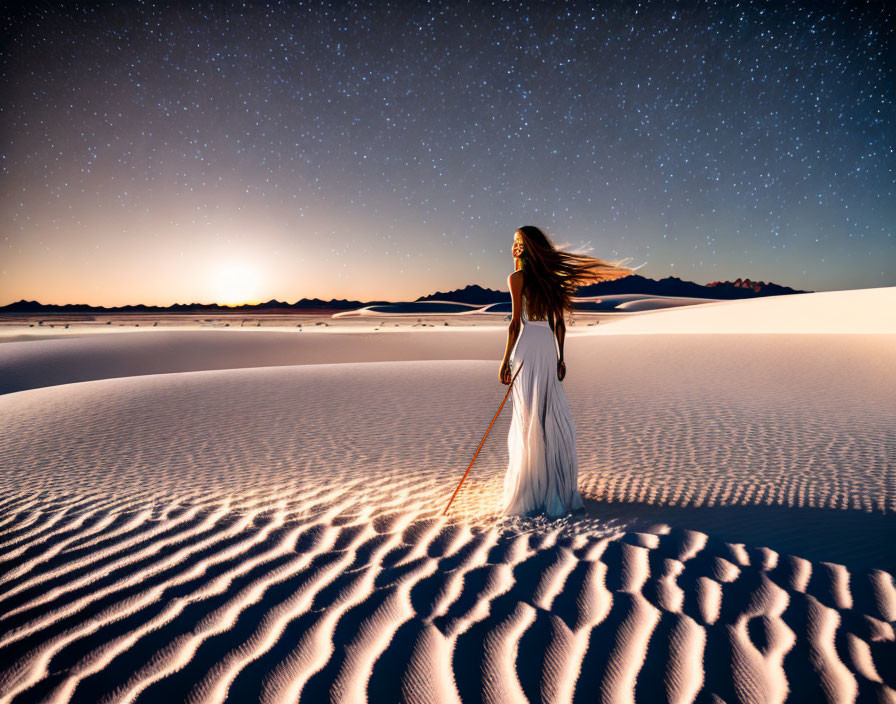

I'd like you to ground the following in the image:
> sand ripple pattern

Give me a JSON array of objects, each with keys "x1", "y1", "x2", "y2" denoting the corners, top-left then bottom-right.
[
  {"x1": 0, "y1": 489, "x2": 894, "y2": 703},
  {"x1": 565, "y1": 335, "x2": 896, "y2": 516},
  {"x1": 0, "y1": 332, "x2": 893, "y2": 702}
]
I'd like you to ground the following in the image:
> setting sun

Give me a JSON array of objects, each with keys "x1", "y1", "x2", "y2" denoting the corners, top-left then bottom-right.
[{"x1": 210, "y1": 261, "x2": 264, "y2": 306}]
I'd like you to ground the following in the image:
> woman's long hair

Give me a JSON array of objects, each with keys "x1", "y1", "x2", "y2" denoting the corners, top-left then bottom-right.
[{"x1": 516, "y1": 225, "x2": 634, "y2": 325}]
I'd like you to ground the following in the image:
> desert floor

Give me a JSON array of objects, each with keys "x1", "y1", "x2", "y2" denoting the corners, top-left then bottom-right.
[{"x1": 0, "y1": 288, "x2": 893, "y2": 703}]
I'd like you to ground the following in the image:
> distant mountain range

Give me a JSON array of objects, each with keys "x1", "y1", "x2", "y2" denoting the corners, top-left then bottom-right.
[
  {"x1": 0, "y1": 298, "x2": 381, "y2": 314},
  {"x1": 419, "y1": 276, "x2": 809, "y2": 304},
  {"x1": 415, "y1": 284, "x2": 510, "y2": 304},
  {"x1": 1, "y1": 276, "x2": 809, "y2": 313},
  {"x1": 577, "y1": 275, "x2": 808, "y2": 299}
]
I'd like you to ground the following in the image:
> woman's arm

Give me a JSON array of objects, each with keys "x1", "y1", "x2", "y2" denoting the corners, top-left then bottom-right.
[
  {"x1": 499, "y1": 271, "x2": 523, "y2": 384},
  {"x1": 555, "y1": 314, "x2": 566, "y2": 381}
]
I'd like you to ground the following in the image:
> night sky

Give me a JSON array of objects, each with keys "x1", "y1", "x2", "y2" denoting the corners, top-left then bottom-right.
[{"x1": 2, "y1": 0, "x2": 894, "y2": 306}]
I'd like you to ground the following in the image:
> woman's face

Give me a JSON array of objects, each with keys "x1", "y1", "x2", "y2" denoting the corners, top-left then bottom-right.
[{"x1": 512, "y1": 231, "x2": 524, "y2": 260}]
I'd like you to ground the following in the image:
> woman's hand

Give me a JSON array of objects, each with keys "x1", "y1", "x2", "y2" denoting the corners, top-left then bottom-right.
[
  {"x1": 499, "y1": 360, "x2": 512, "y2": 385},
  {"x1": 557, "y1": 360, "x2": 566, "y2": 381}
]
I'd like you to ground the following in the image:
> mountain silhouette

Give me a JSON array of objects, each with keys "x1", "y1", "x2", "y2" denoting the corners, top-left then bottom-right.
[
  {"x1": 1, "y1": 276, "x2": 808, "y2": 312},
  {"x1": 419, "y1": 276, "x2": 809, "y2": 305},
  {"x1": 0, "y1": 297, "x2": 378, "y2": 314},
  {"x1": 576, "y1": 275, "x2": 808, "y2": 300},
  {"x1": 415, "y1": 284, "x2": 509, "y2": 304}
]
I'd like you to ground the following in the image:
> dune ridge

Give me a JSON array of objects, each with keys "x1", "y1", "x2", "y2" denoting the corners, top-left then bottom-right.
[{"x1": 588, "y1": 286, "x2": 896, "y2": 334}]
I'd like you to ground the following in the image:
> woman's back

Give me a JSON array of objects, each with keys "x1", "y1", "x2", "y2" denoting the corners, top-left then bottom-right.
[{"x1": 521, "y1": 289, "x2": 552, "y2": 324}]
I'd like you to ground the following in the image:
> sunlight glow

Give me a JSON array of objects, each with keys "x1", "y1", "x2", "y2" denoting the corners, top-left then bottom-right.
[{"x1": 211, "y1": 261, "x2": 264, "y2": 306}]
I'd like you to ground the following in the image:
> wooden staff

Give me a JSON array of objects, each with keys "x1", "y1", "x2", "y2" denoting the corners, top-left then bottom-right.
[{"x1": 442, "y1": 360, "x2": 524, "y2": 516}]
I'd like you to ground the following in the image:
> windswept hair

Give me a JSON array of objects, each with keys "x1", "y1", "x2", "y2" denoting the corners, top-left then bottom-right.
[{"x1": 516, "y1": 225, "x2": 634, "y2": 325}]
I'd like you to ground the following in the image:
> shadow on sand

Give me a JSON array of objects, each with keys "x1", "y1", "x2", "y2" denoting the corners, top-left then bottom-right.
[{"x1": 582, "y1": 498, "x2": 895, "y2": 574}]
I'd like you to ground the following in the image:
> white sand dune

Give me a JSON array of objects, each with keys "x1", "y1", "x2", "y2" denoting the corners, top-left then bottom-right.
[
  {"x1": 590, "y1": 286, "x2": 896, "y2": 334},
  {"x1": 613, "y1": 296, "x2": 718, "y2": 312},
  {"x1": 572, "y1": 294, "x2": 719, "y2": 313},
  {"x1": 0, "y1": 288, "x2": 894, "y2": 702},
  {"x1": 0, "y1": 328, "x2": 503, "y2": 396}
]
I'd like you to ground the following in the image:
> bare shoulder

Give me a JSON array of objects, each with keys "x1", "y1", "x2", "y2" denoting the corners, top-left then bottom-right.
[{"x1": 507, "y1": 270, "x2": 523, "y2": 291}]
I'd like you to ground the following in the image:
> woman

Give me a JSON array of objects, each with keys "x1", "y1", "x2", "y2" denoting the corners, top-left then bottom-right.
[{"x1": 498, "y1": 226, "x2": 634, "y2": 517}]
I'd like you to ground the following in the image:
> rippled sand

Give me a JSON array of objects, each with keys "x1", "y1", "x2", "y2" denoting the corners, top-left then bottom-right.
[{"x1": 0, "y1": 288, "x2": 894, "y2": 703}]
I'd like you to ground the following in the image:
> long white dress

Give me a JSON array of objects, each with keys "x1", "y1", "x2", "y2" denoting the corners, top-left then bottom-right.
[{"x1": 503, "y1": 300, "x2": 585, "y2": 517}]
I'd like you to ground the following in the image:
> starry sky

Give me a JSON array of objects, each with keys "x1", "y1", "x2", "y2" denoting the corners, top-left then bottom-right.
[{"x1": 2, "y1": 0, "x2": 894, "y2": 306}]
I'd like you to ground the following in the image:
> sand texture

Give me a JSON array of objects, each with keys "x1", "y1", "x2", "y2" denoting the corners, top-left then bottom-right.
[{"x1": 0, "y1": 288, "x2": 894, "y2": 703}]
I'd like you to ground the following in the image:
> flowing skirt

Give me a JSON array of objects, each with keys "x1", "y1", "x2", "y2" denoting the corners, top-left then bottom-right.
[{"x1": 503, "y1": 320, "x2": 585, "y2": 517}]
